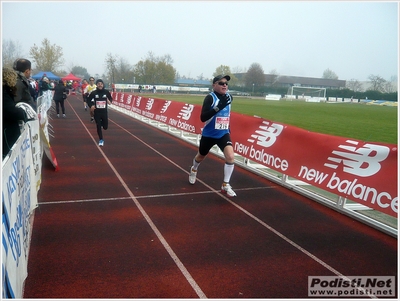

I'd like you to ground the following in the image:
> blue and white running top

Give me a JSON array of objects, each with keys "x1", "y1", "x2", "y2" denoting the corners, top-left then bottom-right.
[{"x1": 202, "y1": 92, "x2": 231, "y2": 139}]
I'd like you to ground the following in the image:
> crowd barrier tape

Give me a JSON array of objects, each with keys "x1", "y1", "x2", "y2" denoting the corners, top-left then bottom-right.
[
  {"x1": 2, "y1": 91, "x2": 57, "y2": 298},
  {"x1": 111, "y1": 92, "x2": 398, "y2": 218}
]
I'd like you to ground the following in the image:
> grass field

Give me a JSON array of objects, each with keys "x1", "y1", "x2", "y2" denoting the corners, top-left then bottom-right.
[{"x1": 139, "y1": 93, "x2": 398, "y2": 144}]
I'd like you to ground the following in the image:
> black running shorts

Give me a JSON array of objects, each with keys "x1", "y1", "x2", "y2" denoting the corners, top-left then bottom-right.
[{"x1": 198, "y1": 133, "x2": 233, "y2": 156}]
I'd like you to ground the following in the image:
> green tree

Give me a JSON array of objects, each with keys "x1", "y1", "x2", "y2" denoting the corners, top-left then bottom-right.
[
  {"x1": 133, "y1": 52, "x2": 176, "y2": 84},
  {"x1": 322, "y1": 68, "x2": 339, "y2": 80},
  {"x1": 244, "y1": 63, "x2": 266, "y2": 88},
  {"x1": 71, "y1": 66, "x2": 90, "y2": 80},
  {"x1": 213, "y1": 65, "x2": 239, "y2": 86},
  {"x1": 29, "y1": 38, "x2": 64, "y2": 71}
]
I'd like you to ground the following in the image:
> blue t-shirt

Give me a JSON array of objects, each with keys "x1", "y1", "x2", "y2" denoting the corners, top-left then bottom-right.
[{"x1": 202, "y1": 92, "x2": 231, "y2": 139}]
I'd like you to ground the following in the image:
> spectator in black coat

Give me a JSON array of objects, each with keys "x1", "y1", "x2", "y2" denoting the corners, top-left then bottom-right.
[
  {"x1": 13, "y1": 58, "x2": 37, "y2": 111},
  {"x1": 2, "y1": 67, "x2": 27, "y2": 159},
  {"x1": 39, "y1": 75, "x2": 52, "y2": 95},
  {"x1": 53, "y1": 80, "x2": 69, "y2": 117}
]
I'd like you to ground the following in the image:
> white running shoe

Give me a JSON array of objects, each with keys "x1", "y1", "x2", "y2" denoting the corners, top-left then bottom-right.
[
  {"x1": 99, "y1": 139, "x2": 104, "y2": 146},
  {"x1": 189, "y1": 167, "x2": 197, "y2": 184},
  {"x1": 221, "y1": 183, "x2": 237, "y2": 197}
]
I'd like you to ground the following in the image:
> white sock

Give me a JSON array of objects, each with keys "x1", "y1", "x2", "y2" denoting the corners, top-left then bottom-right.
[
  {"x1": 192, "y1": 158, "x2": 200, "y2": 170},
  {"x1": 223, "y1": 163, "x2": 234, "y2": 183}
]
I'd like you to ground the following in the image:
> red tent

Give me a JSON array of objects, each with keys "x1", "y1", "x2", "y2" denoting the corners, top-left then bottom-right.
[{"x1": 62, "y1": 73, "x2": 82, "y2": 82}]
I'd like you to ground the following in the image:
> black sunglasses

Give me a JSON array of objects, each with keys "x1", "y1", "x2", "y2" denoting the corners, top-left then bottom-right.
[{"x1": 217, "y1": 81, "x2": 228, "y2": 86}]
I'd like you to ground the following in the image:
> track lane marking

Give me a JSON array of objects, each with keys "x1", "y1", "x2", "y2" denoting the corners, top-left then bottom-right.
[
  {"x1": 38, "y1": 186, "x2": 273, "y2": 205},
  {"x1": 65, "y1": 100, "x2": 376, "y2": 298},
  {"x1": 66, "y1": 101, "x2": 207, "y2": 299},
  {"x1": 107, "y1": 112, "x2": 379, "y2": 297}
]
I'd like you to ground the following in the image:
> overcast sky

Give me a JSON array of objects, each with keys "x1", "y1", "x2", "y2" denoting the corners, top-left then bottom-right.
[{"x1": 2, "y1": 1, "x2": 398, "y2": 82}]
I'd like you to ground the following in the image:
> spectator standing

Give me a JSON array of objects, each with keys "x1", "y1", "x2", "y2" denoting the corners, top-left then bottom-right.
[
  {"x1": 81, "y1": 79, "x2": 88, "y2": 110},
  {"x1": 84, "y1": 77, "x2": 97, "y2": 122},
  {"x1": 53, "y1": 80, "x2": 69, "y2": 118},
  {"x1": 87, "y1": 79, "x2": 113, "y2": 146},
  {"x1": 29, "y1": 78, "x2": 39, "y2": 102},
  {"x1": 39, "y1": 75, "x2": 52, "y2": 95},
  {"x1": 13, "y1": 58, "x2": 36, "y2": 111},
  {"x1": 72, "y1": 80, "x2": 79, "y2": 95},
  {"x1": 188, "y1": 75, "x2": 236, "y2": 197},
  {"x1": 2, "y1": 67, "x2": 27, "y2": 159}
]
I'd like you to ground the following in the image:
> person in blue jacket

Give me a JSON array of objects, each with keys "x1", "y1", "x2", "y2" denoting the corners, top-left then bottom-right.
[{"x1": 188, "y1": 75, "x2": 236, "y2": 197}]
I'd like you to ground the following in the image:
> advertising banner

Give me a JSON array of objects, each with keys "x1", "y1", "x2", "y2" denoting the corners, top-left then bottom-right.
[
  {"x1": 111, "y1": 93, "x2": 397, "y2": 217},
  {"x1": 2, "y1": 128, "x2": 38, "y2": 298},
  {"x1": 37, "y1": 92, "x2": 59, "y2": 171}
]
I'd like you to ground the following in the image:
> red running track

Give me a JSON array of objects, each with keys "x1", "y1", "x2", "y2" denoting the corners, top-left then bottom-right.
[{"x1": 23, "y1": 95, "x2": 397, "y2": 298}]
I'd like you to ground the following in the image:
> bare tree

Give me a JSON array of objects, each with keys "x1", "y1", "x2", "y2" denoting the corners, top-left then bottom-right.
[
  {"x1": 346, "y1": 78, "x2": 363, "y2": 92},
  {"x1": 117, "y1": 57, "x2": 133, "y2": 83},
  {"x1": 2, "y1": 39, "x2": 23, "y2": 68},
  {"x1": 29, "y1": 38, "x2": 64, "y2": 71},
  {"x1": 105, "y1": 53, "x2": 118, "y2": 84},
  {"x1": 232, "y1": 66, "x2": 247, "y2": 74},
  {"x1": 268, "y1": 69, "x2": 280, "y2": 87},
  {"x1": 368, "y1": 74, "x2": 386, "y2": 92},
  {"x1": 384, "y1": 75, "x2": 398, "y2": 93}
]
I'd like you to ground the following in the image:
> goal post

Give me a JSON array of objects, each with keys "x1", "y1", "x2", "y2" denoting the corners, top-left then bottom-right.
[{"x1": 286, "y1": 86, "x2": 326, "y2": 102}]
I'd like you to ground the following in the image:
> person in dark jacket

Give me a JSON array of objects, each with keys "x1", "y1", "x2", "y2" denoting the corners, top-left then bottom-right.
[
  {"x1": 53, "y1": 80, "x2": 69, "y2": 117},
  {"x1": 2, "y1": 67, "x2": 27, "y2": 159},
  {"x1": 39, "y1": 76, "x2": 52, "y2": 95},
  {"x1": 86, "y1": 79, "x2": 113, "y2": 146},
  {"x1": 13, "y1": 58, "x2": 37, "y2": 111}
]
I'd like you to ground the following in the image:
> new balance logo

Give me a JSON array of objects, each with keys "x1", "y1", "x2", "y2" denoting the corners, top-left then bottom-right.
[
  {"x1": 324, "y1": 140, "x2": 390, "y2": 177},
  {"x1": 135, "y1": 96, "x2": 142, "y2": 107},
  {"x1": 247, "y1": 121, "x2": 284, "y2": 147},
  {"x1": 178, "y1": 104, "x2": 194, "y2": 120},
  {"x1": 146, "y1": 98, "x2": 154, "y2": 110},
  {"x1": 126, "y1": 95, "x2": 133, "y2": 105},
  {"x1": 160, "y1": 101, "x2": 171, "y2": 113}
]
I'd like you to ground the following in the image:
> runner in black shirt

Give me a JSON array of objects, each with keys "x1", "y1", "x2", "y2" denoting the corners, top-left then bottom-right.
[{"x1": 87, "y1": 79, "x2": 113, "y2": 146}]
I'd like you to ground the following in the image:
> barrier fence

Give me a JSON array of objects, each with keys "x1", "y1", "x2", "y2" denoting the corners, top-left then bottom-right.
[
  {"x1": 110, "y1": 92, "x2": 398, "y2": 233},
  {"x1": 2, "y1": 91, "x2": 56, "y2": 298}
]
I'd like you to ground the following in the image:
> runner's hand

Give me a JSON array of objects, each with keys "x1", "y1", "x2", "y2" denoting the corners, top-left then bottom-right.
[{"x1": 217, "y1": 94, "x2": 232, "y2": 110}]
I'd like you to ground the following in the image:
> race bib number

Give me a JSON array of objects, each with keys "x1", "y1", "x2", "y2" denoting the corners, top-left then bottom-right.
[
  {"x1": 96, "y1": 100, "x2": 106, "y2": 108},
  {"x1": 215, "y1": 116, "x2": 229, "y2": 129}
]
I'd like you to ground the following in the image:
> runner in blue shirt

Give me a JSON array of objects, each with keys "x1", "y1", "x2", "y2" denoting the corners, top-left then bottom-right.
[{"x1": 188, "y1": 75, "x2": 236, "y2": 197}]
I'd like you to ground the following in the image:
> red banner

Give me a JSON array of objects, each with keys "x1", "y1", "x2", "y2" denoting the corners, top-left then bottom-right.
[{"x1": 111, "y1": 92, "x2": 398, "y2": 217}]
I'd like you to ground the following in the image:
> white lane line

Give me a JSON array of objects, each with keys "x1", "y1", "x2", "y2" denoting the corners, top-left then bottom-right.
[
  {"x1": 108, "y1": 116, "x2": 378, "y2": 298},
  {"x1": 66, "y1": 102, "x2": 207, "y2": 299},
  {"x1": 38, "y1": 186, "x2": 273, "y2": 205}
]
